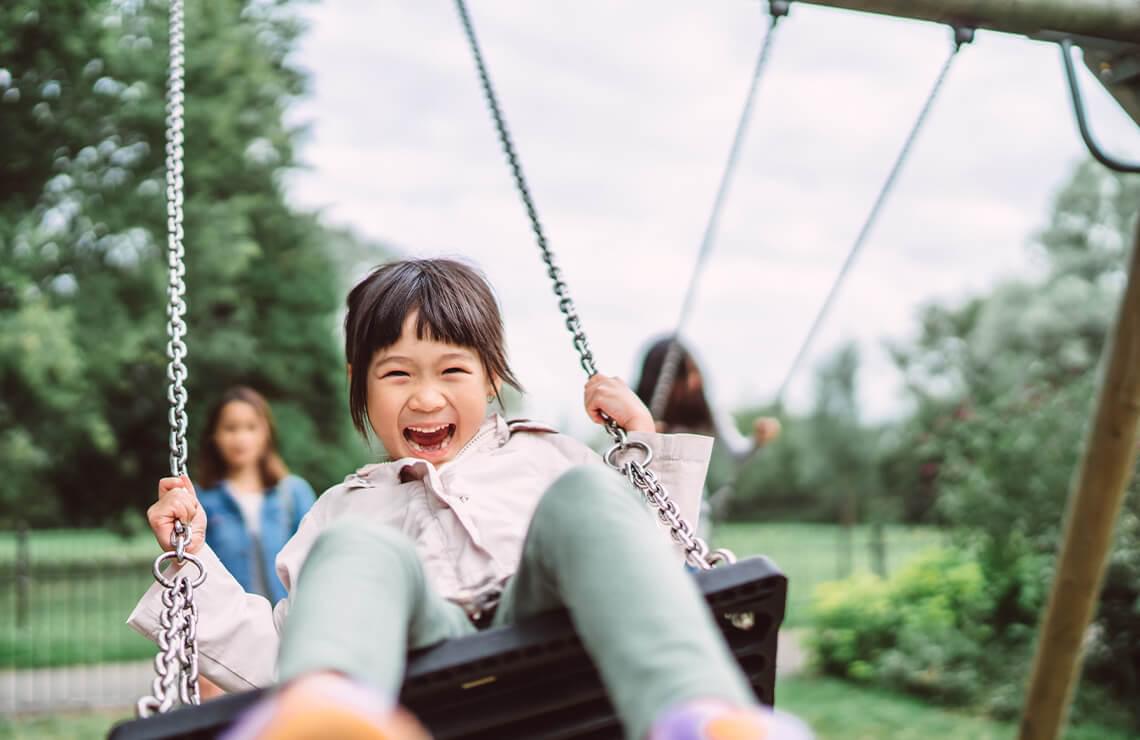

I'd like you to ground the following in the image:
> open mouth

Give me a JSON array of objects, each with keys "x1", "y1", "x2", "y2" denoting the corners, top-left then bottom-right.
[{"x1": 403, "y1": 423, "x2": 456, "y2": 454}]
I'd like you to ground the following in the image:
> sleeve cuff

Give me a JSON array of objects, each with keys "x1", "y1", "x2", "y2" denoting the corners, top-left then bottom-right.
[{"x1": 627, "y1": 431, "x2": 714, "y2": 463}]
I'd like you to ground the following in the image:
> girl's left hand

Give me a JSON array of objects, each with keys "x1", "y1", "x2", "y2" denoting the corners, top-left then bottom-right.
[{"x1": 584, "y1": 374, "x2": 655, "y2": 434}]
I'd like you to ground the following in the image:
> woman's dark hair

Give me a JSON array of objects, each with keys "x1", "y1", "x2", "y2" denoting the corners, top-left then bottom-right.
[
  {"x1": 635, "y1": 336, "x2": 714, "y2": 431},
  {"x1": 344, "y1": 258, "x2": 523, "y2": 437},
  {"x1": 196, "y1": 386, "x2": 289, "y2": 489}
]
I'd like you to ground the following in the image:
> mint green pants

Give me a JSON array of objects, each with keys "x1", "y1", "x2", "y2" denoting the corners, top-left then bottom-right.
[{"x1": 277, "y1": 465, "x2": 754, "y2": 739}]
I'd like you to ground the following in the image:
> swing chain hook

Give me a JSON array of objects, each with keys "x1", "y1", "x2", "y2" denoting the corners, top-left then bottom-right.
[
  {"x1": 139, "y1": 521, "x2": 205, "y2": 717},
  {"x1": 603, "y1": 439, "x2": 736, "y2": 570}
]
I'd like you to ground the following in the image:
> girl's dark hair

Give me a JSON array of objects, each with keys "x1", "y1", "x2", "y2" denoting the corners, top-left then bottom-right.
[
  {"x1": 196, "y1": 386, "x2": 289, "y2": 489},
  {"x1": 634, "y1": 336, "x2": 714, "y2": 431},
  {"x1": 344, "y1": 258, "x2": 522, "y2": 437}
]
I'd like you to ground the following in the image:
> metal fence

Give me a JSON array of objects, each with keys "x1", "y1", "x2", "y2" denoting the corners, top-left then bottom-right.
[{"x1": 1, "y1": 527, "x2": 158, "y2": 714}]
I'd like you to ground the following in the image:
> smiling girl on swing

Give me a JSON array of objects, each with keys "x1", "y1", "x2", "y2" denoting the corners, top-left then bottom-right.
[{"x1": 132, "y1": 258, "x2": 810, "y2": 740}]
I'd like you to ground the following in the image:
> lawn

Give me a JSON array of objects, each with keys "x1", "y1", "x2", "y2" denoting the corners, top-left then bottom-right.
[
  {"x1": 777, "y1": 676, "x2": 1133, "y2": 740},
  {"x1": 1, "y1": 676, "x2": 1130, "y2": 740},
  {"x1": 711, "y1": 522, "x2": 944, "y2": 627}
]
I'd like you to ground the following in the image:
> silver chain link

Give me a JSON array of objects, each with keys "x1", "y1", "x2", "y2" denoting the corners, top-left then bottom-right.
[
  {"x1": 165, "y1": 0, "x2": 189, "y2": 479},
  {"x1": 138, "y1": 0, "x2": 205, "y2": 716},
  {"x1": 454, "y1": 0, "x2": 732, "y2": 570},
  {"x1": 604, "y1": 444, "x2": 735, "y2": 571},
  {"x1": 138, "y1": 525, "x2": 207, "y2": 716}
]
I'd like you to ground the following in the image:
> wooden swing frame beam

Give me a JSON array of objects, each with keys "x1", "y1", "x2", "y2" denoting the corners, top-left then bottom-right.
[
  {"x1": 787, "y1": 0, "x2": 1140, "y2": 128},
  {"x1": 777, "y1": 3, "x2": 1140, "y2": 740},
  {"x1": 1018, "y1": 214, "x2": 1140, "y2": 740},
  {"x1": 786, "y1": 0, "x2": 1140, "y2": 44}
]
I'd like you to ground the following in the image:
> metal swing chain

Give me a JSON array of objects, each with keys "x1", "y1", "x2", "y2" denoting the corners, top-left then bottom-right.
[
  {"x1": 454, "y1": 0, "x2": 731, "y2": 570},
  {"x1": 138, "y1": 0, "x2": 206, "y2": 717},
  {"x1": 649, "y1": 1, "x2": 789, "y2": 420},
  {"x1": 773, "y1": 27, "x2": 973, "y2": 406}
]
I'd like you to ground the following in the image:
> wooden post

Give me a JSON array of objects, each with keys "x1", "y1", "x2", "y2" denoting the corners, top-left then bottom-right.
[
  {"x1": 1018, "y1": 212, "x2": 1140, "y2": 740},
  {"x1": 787, "y1": 0, "x2": 1140, "y2": 44}
]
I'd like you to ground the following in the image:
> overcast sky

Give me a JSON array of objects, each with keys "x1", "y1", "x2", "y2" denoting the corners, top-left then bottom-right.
[{"x1": 283, "y1": 1, "x2": 1140, "y2": 435}]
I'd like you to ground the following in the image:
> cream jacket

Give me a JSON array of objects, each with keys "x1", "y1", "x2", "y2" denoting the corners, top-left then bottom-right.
[{"x1": 127, "y1": 415, "x2": 713, "y2": 691}]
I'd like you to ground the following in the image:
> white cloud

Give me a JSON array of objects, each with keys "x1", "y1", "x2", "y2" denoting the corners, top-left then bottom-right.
[{"x1": 284, "y1": 0, "x2": 1140, "y2": 434}]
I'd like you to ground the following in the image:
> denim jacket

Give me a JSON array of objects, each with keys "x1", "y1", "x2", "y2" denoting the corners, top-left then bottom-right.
[{"x1": 198, "y1": 474, "x2": 316, "y2": 604}]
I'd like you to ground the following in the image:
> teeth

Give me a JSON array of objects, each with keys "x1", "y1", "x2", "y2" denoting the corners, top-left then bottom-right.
[
  {"x1": 407, "y1": 424, "x2": 450, "y2": 433},
  {"x1": 404, "y1": 423, "x2": 454, "y2": 456}
]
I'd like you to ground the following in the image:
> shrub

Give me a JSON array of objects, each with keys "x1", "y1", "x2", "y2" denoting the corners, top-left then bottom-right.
[{"x1": 809, "y1": 547, "x2": 994, "y2": 703}]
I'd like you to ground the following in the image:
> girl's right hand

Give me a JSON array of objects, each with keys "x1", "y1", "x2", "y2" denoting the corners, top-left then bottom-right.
[{"x1": 147, "y1": 475, "x2": 207, "y2": 554}]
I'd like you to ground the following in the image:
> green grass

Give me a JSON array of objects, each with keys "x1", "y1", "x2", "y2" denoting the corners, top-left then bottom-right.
[
  {"x1": 0, "y1": 529, "x2": 157, "y2": 566},
  {"x1": 778, "y1": 676, "x2": 1135, "y2": 740},
  {"x1": 711, "y1": 522, "x2": 944, "y2": 627},
  {"x1": 0, "y1": 708, "x2": 131, "y2": 740},
  {"x1": 1, "y1": 677, "x2": 1131, "y2": 740}
]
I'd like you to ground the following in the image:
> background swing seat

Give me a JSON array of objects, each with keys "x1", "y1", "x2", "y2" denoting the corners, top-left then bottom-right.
[{"x1": 110, "y1": 556, "x2": 786, "y2": 740}]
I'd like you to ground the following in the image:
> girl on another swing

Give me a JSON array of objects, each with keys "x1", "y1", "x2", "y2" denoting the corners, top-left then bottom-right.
[
  {"x1": 132, "y1": 258, "x2": 810, "y2": 740},
  {"x1": 635, "y1": 337, "x2": 782, "y2": 527}
]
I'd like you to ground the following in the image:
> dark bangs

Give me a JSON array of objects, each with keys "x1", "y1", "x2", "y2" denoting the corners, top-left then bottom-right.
[{"x1": 344, "y1": 259, "x2": 522, "y2": 436}]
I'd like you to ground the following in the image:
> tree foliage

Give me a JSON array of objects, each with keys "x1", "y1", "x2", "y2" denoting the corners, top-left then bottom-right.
[
  {"x1": 813, "y1": 160, "x2": 1140, "y2": 727},
  {"x1": 1, "y1": 0, "x2": 384, "y2": 527}
]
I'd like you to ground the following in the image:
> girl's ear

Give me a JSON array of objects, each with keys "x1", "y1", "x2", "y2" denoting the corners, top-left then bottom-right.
[{"x1": 346, "y1": 363, "x2": 353, "y2": 381}]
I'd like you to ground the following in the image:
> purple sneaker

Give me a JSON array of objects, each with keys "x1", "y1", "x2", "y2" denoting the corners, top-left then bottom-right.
[{"x1": 647, "y1": 700, "x2": 813, "y2": 740}]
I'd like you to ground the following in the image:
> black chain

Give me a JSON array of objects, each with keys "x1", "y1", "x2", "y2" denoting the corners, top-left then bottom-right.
[
  {"x1": 453, "y1": 1, "x2": 732, "y2": 567},
  {"x1": 649, "y1": 2, "x2": 789, "y2": 419},
  {"x1": 452, "y1": 1, "x2": 601, "y2": 381},
  {"x1": 774, "y1": 28, "x2": 973, "y2": 405}
]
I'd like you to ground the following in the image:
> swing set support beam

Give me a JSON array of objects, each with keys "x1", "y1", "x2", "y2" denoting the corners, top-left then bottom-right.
[
  {"x1": 785, "y1": 0, "x2": 1140, "y2": 44},
  {"x1": 777, "y1": 5, "x2": 1140, "y2": 738},
  {"x1": 786, "y1": 0, "x2": 1140, "y2": 127},
  {"x1": 1019, "y1": 216, "x2": 1140, "y2": 740}
]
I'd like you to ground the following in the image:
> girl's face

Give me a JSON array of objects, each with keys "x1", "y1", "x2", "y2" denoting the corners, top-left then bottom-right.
[
  {"x1": 364, "y1": 312, "x2": 496, "y2": 465},
  {"x1": 214, "y1": 400, "x2": 270, "y2": 473}
]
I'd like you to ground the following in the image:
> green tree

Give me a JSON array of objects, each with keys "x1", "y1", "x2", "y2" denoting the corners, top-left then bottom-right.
[
  {"x1": 876, "y1": 160, "x2": 1140, "y2": 724},
  {"x1": 1, "y1": 0, "x2": 382, "y2": 526},
  {"x1": 730, "y1": 344, "x2": 880, "y2": 528}
]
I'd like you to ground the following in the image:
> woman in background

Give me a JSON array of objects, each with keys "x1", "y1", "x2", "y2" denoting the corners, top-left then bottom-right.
[
  {"x1": 193, "y1": 386, "x2": 316, "y2": 698},
  {"x1": 195, "y1": 386, "x2": 316, "y2": 603}
]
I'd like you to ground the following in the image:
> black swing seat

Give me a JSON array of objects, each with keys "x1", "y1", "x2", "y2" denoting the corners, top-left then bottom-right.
[{"x1": 110, "y1": 556, "x2": 786, "y2": 740}]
